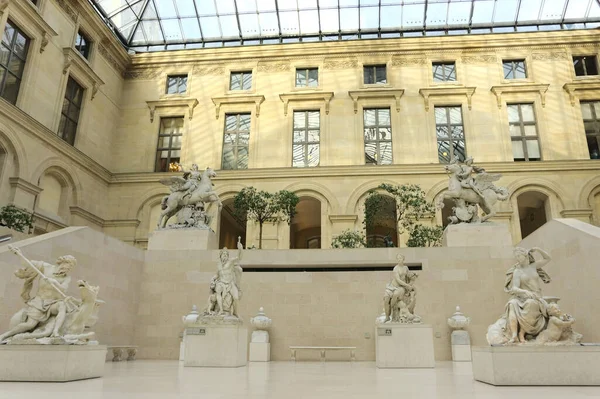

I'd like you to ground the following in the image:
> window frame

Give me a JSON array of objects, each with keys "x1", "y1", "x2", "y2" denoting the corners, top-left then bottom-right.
[
  {"x1": 295, "y1": 67, "x2": 319, "y2": 88},
  {"x1": 363, "y1": 108, "x2": 393, "y2": 165},
  {"x1": 0, "y1": 19, "x2": 31, "y2": 105},
  {"x1": 363, "y1": 64, "x2": 387, "y2": 85},
  {"x1": 507, "y1": 103, "x2": 542, "y2": 162},
  {"x1": 573, "y1": 55, "x2": 599, "y2": 77},
  {"x1": 229, "y1": 70, "x2": 252, "y2": 91},
  {"x1": 432, "y1": 61, "x2": 457, "y2": 82},
  {"x1": 74, "y1": 29, "x2": 92, "y2": 60},
  {"x1": 155, "y1": 117, "x2": 184, "y2": 172},
  {"x1": 434, "y1": 105, "x2": 466, "y2": 164},
  {"x1": 165, "y1": 74, "x2": 188, "y2": 95},
  {"x1": 502, "y1": 59, "x2": 527, "y2": 80},
  {"x1": 292, "y1": 110, "x2": 320, "y2": 168},
  {"x1": 581, "y1": 101, "x2": 600, "y2": 160},
  {"x1": 221, "y1": 113, "x2": 251, "y2": 170},
  {"x1": 57, "y1": 76, "x2": 85, "y2": 146}
]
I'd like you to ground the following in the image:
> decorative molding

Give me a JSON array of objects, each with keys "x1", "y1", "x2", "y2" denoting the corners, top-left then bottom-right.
[
  {"x1": 69, "y1": 206, "x2": 105, "y2": 226},
  {"x1": 5, "y1": 0, "x2": 58, "y2": 53},
  {"x1": 211, "y1": 95, "x2": 265, "y2": 119},
  {"x1": 124, "y1": 68, "x2": 164, "y2": 80},
  {"x1": 279, "y1": 92, "x2": 334, "y2": 116},
  {"x1": 103, "y1": 219, "x2": 141, "y2": 228},
  {"x1": 490, "y1": 83, "x2": 549, "y2": 109},
  {"x1": 560, "y1": 209, "x2": 593, "y2": 218},
  {"x1": 461, "y1": 55, "x2": 497, "y2": 64},
  {"x1": 146, "y1": 98, "x2": 199, "y2": 123},
  {"x1": 97, "y1": 38, "x2": 128, "y2": 76},
  {"x1": 192, "y1": 64, "x2": 225, "y2": 75},
  {"x1": 329, "y1": 215, "x2": 358, "y2": 223},
  {"x1": 532, "y1": 52, "x2": 569, "y2": 61},
  {"x1": 323, "y1": 57, "x2": 358, "y2": 70},
  {"x1": 257, "y1": 61, "x2": 291, "y2": 72},
  {"x1": 348, "y1": 89, "x2": 405, "y2": 114},
  {"x1": 391, "y1": 57, "x2": 428, "y2": 66},
  {"x1": 63, "y1": 47, "x2": 105, "y2": 100},
  {"x1": 418, "y1": 87, "x2": 476, "y2": 111},
  {"x1": 563, "y1": 81, "x2": 600, "y2": 106},
  {"x1": 55, "y1": 0, "x2": 79, "y2": 23},
  {"x1": 8, "y1": 177, "x2": 42, "y2": 196}
]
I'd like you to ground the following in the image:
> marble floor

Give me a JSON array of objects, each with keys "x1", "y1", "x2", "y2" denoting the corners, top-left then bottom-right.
[{"x1": 2, "y1": 361, "x2": 600, "y2": 398}]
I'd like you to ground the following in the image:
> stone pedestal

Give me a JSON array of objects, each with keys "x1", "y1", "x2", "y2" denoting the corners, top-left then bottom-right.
[
  {"x1": 472, "y1": 345, "x2": 600, "y2": 385},
  {"x1": 148, "y1": 228, "x2": 218, "y2": 251},
  {"x1": 0, "y1": 345, "x2": 107, "y2": 382},
  {"x1": 249, "y1": 342, "x2": 270, "y2": 362},
  {"x1": 451, "y1": 330, "x2": 471, "y2": 362},
  {"x1": 442, "y1": 223, "x2": 512, "y2": 247},
  {"x1": 184, "y1": 324, "x2": 247, "y2": 367},
  {"x1": 375, "y1": 324, "x2": 435, "y2": 368}
]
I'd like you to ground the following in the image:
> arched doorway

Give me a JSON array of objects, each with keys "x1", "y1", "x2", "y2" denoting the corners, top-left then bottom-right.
[
  {"x1": 219, "y1": 198, "x2": 246, "y2": 249},
  {"x1": 290, "y1": 197, "x2": 321, "y2": 249},
  {"x1": 364, "y1": 194, "x2": 398, "y2": 247},
  {"x1": 440, "y1": 198, "x2": 454, "y2": 229},
  {"x1": 517, "y1": 191, "x2": 549, "y2": 239}
]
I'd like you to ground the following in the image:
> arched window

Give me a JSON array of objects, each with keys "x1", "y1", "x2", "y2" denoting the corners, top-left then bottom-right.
[
  {"x1": 219, "y1": 198, "x2": 246, "y2": 249},
  {"x1": 517, "y1": 191, "x2": 549, "y2": 239},
  {"x1": 290, "y1": 196, "x2": 321, "y2": 249},
  {"x1": 37, "y1": 173, "x2": 67, "y2": 221},
  {"x1": 364, "y1": 194, "x2": 398, "y2": 247}
]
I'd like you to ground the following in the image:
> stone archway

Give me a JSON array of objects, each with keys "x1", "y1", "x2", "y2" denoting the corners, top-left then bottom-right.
[
  {"x1": 517, "y1": 191, "x2": 550, "y2": 239},
  {"x1": 290, "y1": 196, "x2": 322, "y2": 249}
]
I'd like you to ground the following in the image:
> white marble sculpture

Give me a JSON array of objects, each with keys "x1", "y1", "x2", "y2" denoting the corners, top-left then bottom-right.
[
  {"x1": 447, "y1": 306, "x2": 471, "y2": 330},
  {"x1": 448, "y1": 306, "x2": 472, "y2": 361},
  {"x1": 250, "y1": 307, "x2": 272, "y2": 343},
  {"x1": 380, "y1": 254, "x2": 421, "y2": 324},
  {"x1": 437, "y1": 157, "x2": 509, "y2": 224},
  {"x1": 0, "y1": 246, "x2": 102, "y2": 345},
  {"x1": 157, "y1": 165, "x2": 223, "y2": 229},
  {"x1": 199, "y1": 237, "x2": 244, "y2": 324},
  {"x1": 486, "y1": 247, "x2": 582, "y2": 346}
]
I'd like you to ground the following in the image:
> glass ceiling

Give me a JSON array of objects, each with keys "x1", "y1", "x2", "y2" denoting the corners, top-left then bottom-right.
[{"x1": 90, "y1": 0, "x2": 600, "y2": 51}]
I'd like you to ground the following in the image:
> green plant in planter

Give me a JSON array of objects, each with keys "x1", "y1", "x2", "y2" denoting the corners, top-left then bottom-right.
[
  {"x1": 0, "y1": 205, "x2": 33, "y2": 233},
  {"x1": 331, "y1": 229, "x2": 366, "y2": 248}
]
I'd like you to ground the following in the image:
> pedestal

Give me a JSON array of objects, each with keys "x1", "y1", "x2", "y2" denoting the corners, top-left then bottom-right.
[
  {"x1": 451, "y1": 330, "x2": 471, "y2": 362},
  {"x1": 184, "y1": 324, "x2": 247, "y2": 367},
  {"x1": 249, "y1": 342, "x2": 270, "y2": 362},
  {"x1": 472, "y1": 345, "x2": 600, "y2": 385},
  {"x1": 0, "y1": 345, "x2": 107, "y2": 382},
  {"x1": 148, "y1": 228, "x2": 218, "y2": 251},
  {"x1": 442, "y1": 223, "x2": 512, "y2": 247},
  {"x1": 375, "y1": 324, "x2": 435, "y2": 368}
]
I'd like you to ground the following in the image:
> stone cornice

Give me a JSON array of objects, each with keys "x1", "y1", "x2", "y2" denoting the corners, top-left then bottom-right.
[
  {"x1": 1, "y1": 0, "x2": 57, "y2": 53},
  {"x1": 69, "y1": 206, "x2": 104, "y2": 226},
  {"x1": 348, "y1": 89, "x2": 404, "y2": 113},
  {"x1": 63, "y1": 47, "x2": 105, "y2": 100},
  {"x1": 211, "y1": 95, "x2": 265, "y2": 119},
  {"x1": 33, "y1": 211, "x2": 69, "y2": 229},
  {"x1": 279, "y1": 92, "x2": 334, "y2": 116},
  {"x1": 490, "y1": 83, "x2": 549, "y2": 109},
  {"x1": 103, "y1": 219, "x2": 141, "y2": 228},
  {"x1": 146, "y1": 98, "x2": 199, "y2": 122},
  {"x1": 563, "y1": 80, "x2": 600, "y2": 106},
  {"x1": 0, "y1": 100, "x2": 112, "y2": 183},
  {"x1": 329, "y1": 215, "x2": 358, "y2": 223},
  {"x1": 419, "y1": 87, "x2": 476, "y2": 111},
  {"x1": 110, "y1": 160, "x2": 600, "y2": 184},
  {"x1": 8, "y1": 177, "x2": 42, "y2": 196},
  {"x1": 560, "y1": 209, "x2": 593, "y2": 218}
]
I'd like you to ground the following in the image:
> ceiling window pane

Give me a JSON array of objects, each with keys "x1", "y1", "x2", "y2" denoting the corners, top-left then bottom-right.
[
  {"x1": 380, "y1": 6, "x2": 401, "y2": 29},
  {"x1": 426, "y1": 2, "x2": 448, "y2": 27},
  {"x1": 259, "y1": 12, "x2": 279, "y2": 35},
  {"x1": 220, "y1": 15, "x2": 240, "y2": 37},
  {"x1": 340, "y1": 7, "x2": 359, "y2": 31},
  {"x1": 493, "y1": 0, "x2": 519, "y2": 23},
  {"x1": 471, "y1": 0, "x2": 495, "y2": 24},
  {"x1": 156, "y1": 0, "x2": 177, "y2": 18},
  {"x1": 360, "y1": 6, "x2": 379, "y2": 30},
  {"x1": 447, "y1": 2, "x2": 471, "y2": 26},
  {"x1": 199, "y1": 16, "x2": 221, "y2": 38},
  {"x1": 299, "y1": 10, "x2": 320, "y2": 34},
  {"x1": 240, "y1": 14, "x2": 259, "y2": 36},
  {"x1": 540, "y1": 0, "x2": 566, "y2": 21},
  {"x1": 216, "y1": 0, "x2": 235, "y2": 14},
  {"x1": 280, "y1": 11, "x2": 300, "y2": 35},
  {"x1": 180, "y1": 18, "x2": 202, "y2": 40},
  {"x1": 161, "y1": 19, "x2": 183, "y2": 41},
  {"x1": 195, "y1": 0, "x2": 216, "y2": 15},
  {"x1": 142, "y1": 20, "x2": 164, "y2": 42},
  {"x1": 320, "y1": 9, "x2": 340, "y2": 32},
  {"x1": 402, "y1": 3, "x2": 425, "y2": 28},
  {"x1": 518, "y1": 0, "x2": 543, "y2": 23}
]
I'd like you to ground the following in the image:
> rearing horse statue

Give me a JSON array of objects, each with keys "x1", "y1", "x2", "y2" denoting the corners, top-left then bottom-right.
[
  {"x1": 158, "y1": 167, "x2": 223, "y2": 228},
  {"x1": 437, "y1": 161, "x2": 509, "y2": 223}
]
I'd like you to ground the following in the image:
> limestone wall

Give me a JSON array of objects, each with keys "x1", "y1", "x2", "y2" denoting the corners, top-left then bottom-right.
[{"x1": 0, "y1": 227, "x2": 144, "y2": 346}]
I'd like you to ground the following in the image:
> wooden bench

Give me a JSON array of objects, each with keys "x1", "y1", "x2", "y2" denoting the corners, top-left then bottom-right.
[
  {"x1": 289, "y1": 346, "x2": 356, "y2": 362},
  {"x1": 108, "y1": 346, "x2": 138, "y2": 361}
]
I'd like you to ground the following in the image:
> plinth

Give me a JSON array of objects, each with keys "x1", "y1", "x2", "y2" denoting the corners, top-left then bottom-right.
[
  {"x1": 184, "y1": 322, "x2": 248, "y2": 367},
  {"x1": 249, "y1": 342, "x2": 270, "y2": 362},
  {"x1": 375, "y1": 324, "x2": 435, "y2": 368},
  {"x1": 148, "y1": 228, "x2": 218, "y2": 251},
  {"x1": 0, "y1": 345, "x2": 107, "y2": 382},
  {"x1": 472, "y1": 345, "x2": 600, "y2": 385},
  {"x1": 442, "y1": 223, "x2": 512, "y2": 247},
  {"x1": 451, "y1": 330, "x2": 471, "y2": 361}
]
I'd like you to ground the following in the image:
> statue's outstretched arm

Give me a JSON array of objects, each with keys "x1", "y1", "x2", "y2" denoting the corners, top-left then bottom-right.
[{"x1": 530, "y1": 247, "x2": 551, "y2": 269}]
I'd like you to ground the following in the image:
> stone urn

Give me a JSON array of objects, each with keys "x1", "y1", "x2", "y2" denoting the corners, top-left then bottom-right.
[
  {"x1": 447, "y1": 306, "x2": 471, "y2": 330},
  {"x1": 182, "y1": 305, "x2": 199, "y2": 326},
  {"x1": 250, "y1": 307, "x2": 272, "y2": 343}
]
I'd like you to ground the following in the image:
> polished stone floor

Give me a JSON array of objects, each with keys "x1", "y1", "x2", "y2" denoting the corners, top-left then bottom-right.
[{"x1": 2, "y1": 361, "x2": 600, "y2": 398}]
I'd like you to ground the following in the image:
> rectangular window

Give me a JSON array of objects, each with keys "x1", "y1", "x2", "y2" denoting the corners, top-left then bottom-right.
[
  {"x1": 364, "y1": 65, "x2": 387, "y2": 84},
  {"x1": 230, "y1": 71, "x2": 252, "y2": 90},
  {"x1": 75, "y1": 31, "x2": 91, "y2": 59},
  {"x1": 432, "y1": 62, "x2": 456, "y2": 82},
  {"x1": 507, "y1": 104, "x2": 541, "y2": 162},
  {"x1": 435, "y1": 106, "x2": 466, "y2": 163},
  {"x1": 292, "y1": 111, "x2": 320, "y2": 167},
  {"x1": 503, "y1": 59, "x2": 527, "y2": 79},
  {"x1": 57, "y1": 77, "x2": 84, "y2": 146},
  {"x1": 222, "y1": 113, "x2": 250, "y2": 170},
  {"x1": 295, "y1": 68, "x2": 318, "y2": 87},
  {"x1": 166, "y1": 75, "x2": 188, "y2": 94},
  {"x1": 581, "y1": 101, "x2": 600, "y2": 159},
  {"x1": 155, "y1": 117, "x2": 184, "y2": 172},
  {"x1": 573, "y1": 55, "x2": 599, "y2": 76},
  {"x1": 363, "y1": 108, "x2": 392, "y2": 165},
  {"x1": 0, "y1": 21, "x2": 30, "y2": 105}
]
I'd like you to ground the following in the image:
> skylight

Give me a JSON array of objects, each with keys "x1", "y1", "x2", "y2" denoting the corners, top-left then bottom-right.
[{"x1": 90, "y1": 0, "x2": 600, "y2": 51}]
